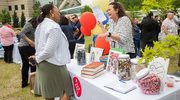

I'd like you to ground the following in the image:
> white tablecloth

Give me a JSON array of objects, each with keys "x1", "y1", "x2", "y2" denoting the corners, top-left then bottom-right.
[
  {"x1": 0, "y1": 43, "x2": 22, "y2": 64},
  {"x1": 57, "y1": 59, "x2": 180, "y2": 100},
  {"x1": 13, "y1": 43, "x2": 22, "y2": 64}
]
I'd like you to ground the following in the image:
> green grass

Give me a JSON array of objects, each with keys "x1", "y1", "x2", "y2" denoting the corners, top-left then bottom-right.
[{"x1": 0, "y1": 35, "x2": 179, "y2": 100}]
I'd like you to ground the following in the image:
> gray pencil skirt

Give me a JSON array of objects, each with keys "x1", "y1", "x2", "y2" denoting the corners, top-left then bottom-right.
[{"x1": 34, "y1": 61, "x2": 74, "y2": 98}]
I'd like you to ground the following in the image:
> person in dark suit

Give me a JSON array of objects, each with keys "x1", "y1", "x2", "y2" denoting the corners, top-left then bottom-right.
[{"x1": 139, "y1": 11, "x2": 158, "y2": 57}]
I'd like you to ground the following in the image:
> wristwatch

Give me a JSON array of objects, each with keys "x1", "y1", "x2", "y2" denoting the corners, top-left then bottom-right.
[{"x1": 108, "y1": 32, "x2": 111, "y2": 37}]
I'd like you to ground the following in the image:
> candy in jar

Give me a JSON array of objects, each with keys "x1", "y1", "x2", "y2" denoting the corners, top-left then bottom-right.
[
  {"x1": 118, "y1": 54, "x2": 131, "y2": 81},
  {"x1": 136, "y1": 68, "x2": 161, "y2": 95},
  {"x1": 77, "y1": 47, "x2": 86, "y2": 65}
]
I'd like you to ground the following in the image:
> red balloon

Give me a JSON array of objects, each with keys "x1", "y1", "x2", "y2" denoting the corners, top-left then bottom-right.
[
  {"x1": 81, "y1": 27, "x2": 91, "y2": 36},
  {"x1": 95, "y1": 34, "x2": 110, "y2": 55},
  {"x1": 80, "y1": 12, "x2": 96, "y2": 31}
]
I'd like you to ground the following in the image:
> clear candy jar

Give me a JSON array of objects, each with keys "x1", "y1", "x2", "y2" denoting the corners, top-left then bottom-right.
[
  {"x1": 76, "y1": 47, "x2": 86, "y2": 65},
  {"x1": 136, "y1": 68, "x2": 161, "y2": 95},
  {"x1": 118, "y1": 54, "x2": 131, "y2": 81},
  {"x1": 130, "y1": 58, "x2": 146, "y2": 82}
]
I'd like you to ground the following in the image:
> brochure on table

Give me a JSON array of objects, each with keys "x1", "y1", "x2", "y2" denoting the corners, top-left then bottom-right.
[{"x1": 104, "y1": 78, "x2": 136, "y2": 94}]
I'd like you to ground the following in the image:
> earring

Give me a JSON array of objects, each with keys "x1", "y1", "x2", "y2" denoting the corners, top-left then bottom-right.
[{"x1": 52, "y1": 14, "x2": 54, "y2": 17}]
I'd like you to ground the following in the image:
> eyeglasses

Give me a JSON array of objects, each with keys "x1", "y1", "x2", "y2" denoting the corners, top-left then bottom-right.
[{"x1": 72, "y1": 17, "x2": 76, "y2": 19}]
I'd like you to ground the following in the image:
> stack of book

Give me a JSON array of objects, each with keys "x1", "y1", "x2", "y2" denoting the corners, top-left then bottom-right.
[{"x1": 81, "y1": 62, "x2": 104, "y2": 79}]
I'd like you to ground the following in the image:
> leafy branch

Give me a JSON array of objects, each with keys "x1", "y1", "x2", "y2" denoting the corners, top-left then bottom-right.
[
  {"x1": 138, "y1": 35, "x2": 180, "y2": 65},
  {"x1": 141, "y1": 0, "x2": 174, "y2": 16}
]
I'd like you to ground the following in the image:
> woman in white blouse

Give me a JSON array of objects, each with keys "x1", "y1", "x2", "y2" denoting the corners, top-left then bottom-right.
[
  {"x1": 98, "y1": 2, "x2": 135, "y2": 58},
  {"x1": 29, "y1": 4, "x2": 73, "y2": 100}
]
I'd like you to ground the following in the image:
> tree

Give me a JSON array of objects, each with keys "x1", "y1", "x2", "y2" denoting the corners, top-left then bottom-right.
[
  {"x1": 81, "y1": 5, "x2": 93, "y2": 15},
  {"x1": 141, "y1": 0, "x2": 175, "y2": 17},
  {"x1": 33, "y1": 1, "x2": 41, "y2": 17},
  {"x1": 138, "y1": 35, "x2": 180, "y2": 66},
  {"x1": 12, "y1": 10, "x2": 19, "y2": 27},
  {"x1": 7, "y1": 12, "x2": 11, "y2": 24},
  {"x1": 172, "y1": 0, "x2": 180, "y2": 13},
  {"x1": 0, "y1": 9, "x2": 11, "y2": 24},
  {"x1": 127, "y1": 5, "x2": 142, "y2": 20},
  {"x1": 20, "y1": 11, "x2": 26, "y2": 27},
  {"x1": 118, "y1": 0, "x2": 142, "y2": 10}
]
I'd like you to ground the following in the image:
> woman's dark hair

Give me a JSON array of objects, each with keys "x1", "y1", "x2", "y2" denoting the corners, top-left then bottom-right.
[
  {"x1": 37, "y1": 4, "x2": 54, "y2": 24},
  {"x1": 28, "y1": 16, "x2": 38, "y2": 28},
  {"x1": 132, "y1": 17, "x2": 137, "y2": 25},
  {"x1": 160, "y1": 16, "x2": 164, "y2": 20},
  {"x1": 2, "y1": 21, "x2": 7, "y2": 25},
  {"x1": 109, "y1": 2, "x2": 135, "y2": 37},
  {"x1": 145, "y1": 11, "x2": 156, "y2": 31},
  {"x1": 109, "y1": 2, "x2": 127, "y2": 18},
  {"x1": 59, "y1": 16, "x2": 69, "y2": 26}
]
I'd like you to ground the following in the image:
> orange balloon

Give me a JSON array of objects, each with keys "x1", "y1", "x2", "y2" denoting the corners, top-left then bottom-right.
[
  {"x1": 81, "y1": 27, "x2": 91, "y2": 36},
  {"x1": 95, "y1": 34, "x2": 110, "y2": 55}
]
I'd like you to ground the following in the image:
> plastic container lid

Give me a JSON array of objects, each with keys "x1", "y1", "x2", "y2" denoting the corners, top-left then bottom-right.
[
  {"x1": 130, "y1": 58, "x2": 139, "y2": 64},
  {"x1": 130, "y1": 58, "x2": 145, "y2": 64},
  {"x1": 136, "y1": 68, "x2": 149, "y2": 79},
  {"x1": 118, "y1": 54, "x2": 130, "y2": 59}
]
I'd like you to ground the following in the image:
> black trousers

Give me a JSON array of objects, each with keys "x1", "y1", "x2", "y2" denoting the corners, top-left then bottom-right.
[
  {"x1": 139, "y1": 40, "x2": 154, "y2": 57},
  {"x1": 2, "y1": 44, "x2": 14, "y2": 63},
  {"x1": 18, "y1": 46, "x2": 36, "y2": 87},
  {"x1": 69, "y1": 41, "x2": 76, "y2": 59}
]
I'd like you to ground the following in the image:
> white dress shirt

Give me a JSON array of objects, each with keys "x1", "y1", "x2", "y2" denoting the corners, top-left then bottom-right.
[{"x1": 35, "y1": 18, "x2": 70, "y2": 65}]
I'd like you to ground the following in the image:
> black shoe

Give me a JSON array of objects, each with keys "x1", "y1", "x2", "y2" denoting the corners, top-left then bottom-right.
[{"x1": 22, "y1": 84, "x2": 29, "y2": 88}]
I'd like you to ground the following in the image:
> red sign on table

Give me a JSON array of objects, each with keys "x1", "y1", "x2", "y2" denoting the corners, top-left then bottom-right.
[{"x1": 73, "y1": 77, "x2": 82, "y2": 97}]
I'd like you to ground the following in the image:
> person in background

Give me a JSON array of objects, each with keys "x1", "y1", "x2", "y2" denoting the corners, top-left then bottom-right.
[
  {"x1": 59, "y1": 16, "x2": 79, "y2": 59},
  {"x1": 155, "y1": 15, "x2": 161, "y2": 41},
  {"x1": 132, "y1": 17, "x2": 140, "y2": 57},
  {"x1": 139, "y1": 11, "x2": 158, "y2": 57},
  {"x1": 176, "y1": 14, "x2": 180, "y2": 68},
  {"x1": 29, "y1": 4, "x2": 73, "y2": 100},
  {"x1": 172, "y1": 11, "x2": 180, "y2": 35},
  {"x1": 16, "y1": 29, "x2": 21, "y2": 42},
  {"x1": 98, "y1": 2, "x2": 135, "y2": 58},
  {"x1": 159, "y1": 16, "x2": 164, "y2": 27},
  {"x1": 155, "y1": 15, "x2": 158, "y2": 21},
  {"x1": 0, "y1": 21, "x2": 16, "y2": 63},
  {"x1": 71, "y1": 14, "x2": 85, "y2": 44},
  {"x1": 159, "y1": 12, "x2": 178, "y2": 41},
  {"x1": 18, "y1": 17, "x2": 38, "y2": 88},
  {"x1": 65, "y1": 15, "x2": 75, "y2": 25}
]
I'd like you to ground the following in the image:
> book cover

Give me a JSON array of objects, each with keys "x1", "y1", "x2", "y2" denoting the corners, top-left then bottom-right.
[
  {"x1": 81, "y1": 68, "x2": 104, "y2": 75},
  {"x1": 81, "y1": 70, "x2": 104, "y2": 79},
  {"x1": 106, "y1": 50, "x2": 122, "y2": 75},
  {"x1": 89, "y1": 47, "x2": 104, "y2": 63},
  {"x1": 74, "y1": 43, "x2": 85, "y2": 59},
  {"x1": 82, "y1": 62, "x2": 104, "y2": 72},
  {"x1": 111, "y1": 48, "x2": 125, "y2": 54}
]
